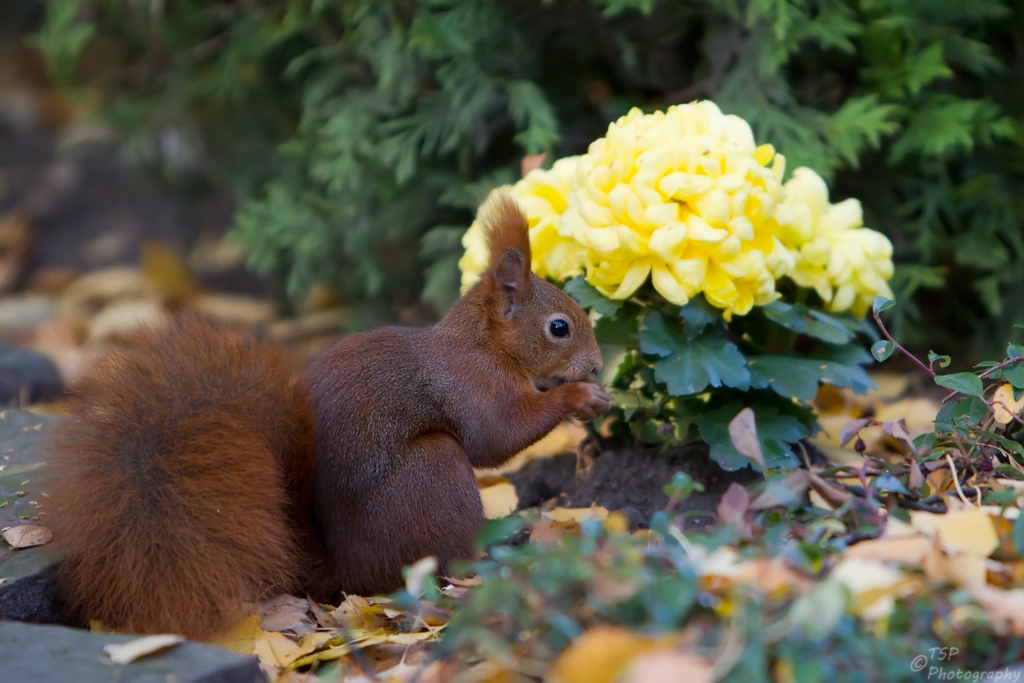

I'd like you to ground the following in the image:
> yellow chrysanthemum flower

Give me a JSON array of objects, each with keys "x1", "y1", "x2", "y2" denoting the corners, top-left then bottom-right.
[
  {"x1": 778, "y1": 167, "x2": 895, "y2": 317},
  {"x1": 458, "y1": 102, "x2": 894, "y2": 321},
  {"x1": 458, "y1": 157, "x2": 586, "y2": 292},
  {"x1": 556, "y1": 101, "x2": 791, "y2": 319}
]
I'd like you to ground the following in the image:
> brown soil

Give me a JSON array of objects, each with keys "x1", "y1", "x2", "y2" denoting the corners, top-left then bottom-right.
[{"x1": 507, "y1": 443, "x2": 762, "y2": 529}]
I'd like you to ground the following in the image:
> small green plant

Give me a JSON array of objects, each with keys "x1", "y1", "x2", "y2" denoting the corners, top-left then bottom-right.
[
  {"x1": 439, "y1": 507, "x2": 977, "y2": 681},
  {"x1": 863, "y1": 297, "x2": 1024, "y2": 513},
  {"x1": 580, "y1": 285, "x2": 873, "y2": 472}
]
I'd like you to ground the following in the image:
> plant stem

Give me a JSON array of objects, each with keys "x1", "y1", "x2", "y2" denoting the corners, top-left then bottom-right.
[
  {"x1": 979, "y1": 355, "x2": 1024, "y2": 379},
  {"x1": 872, "y1": 306, "x2": 935, "y2": 378}
]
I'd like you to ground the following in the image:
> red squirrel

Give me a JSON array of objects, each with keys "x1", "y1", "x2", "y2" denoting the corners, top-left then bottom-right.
[{"x1": 44, "y1": 192, "x2": 609, "y2": 639}]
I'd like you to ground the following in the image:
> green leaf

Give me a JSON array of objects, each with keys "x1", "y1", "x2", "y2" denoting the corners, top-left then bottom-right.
[
  {"x1": 818, "y1": 95, "x2": 900, "y2": 168},
  {"x1": 871, "y1": 340, "x2": 894, "y2": 362},
  {"x1": 474, "y1": 515, "x2": 526, "y2": 550},
  {"x1": 935, "y1": 372, "x2": 985, "y2": 398},
  {"x1": 641, "y1": 575, "x2": 696, "y2": 630},
  {"x1": 677, "y1": 294, "x2": 720, "y2": 341},
  {"x1": 913, "y1": 432, "x2": 937, "y2": 451},
  {"x1": 662, "y1": 472, "x2": 705, "y2": 501},
  {"x1": 873, "y1": 297, "x2": 894, "y2": 314},
  {"x1": 607, "y1": 388, "x2": 660, "y2": 422},
  {"x1": 935, "y1": 396, "x2": 988, "y2": 432},
  {"x1": 597, "y1": 0, "x2": 656, "y2": 16},
  {"x1": 695, "y1": 403, "x2": 805, "y2": 471},
  {"x1": 762, "y1": 302, "x2": 854, "y2": 344},
  {"x1": 902, "y1": 42, "x2": 954, "y2": 97},
  {"x1": 975, "y1": 430, "x2": 1024, "y2": 457},
  {"x1": 747, "y1": 352, "x2": 874, "y2": 401},
  {"x1": 1013, "y1": 514, "x2": 1024, "y2": 558},
  {"x1": 1004, "y1": 364, "x2": 1024, "y2": 391},
  {"x1": 890, "y1": 95, "x2": 1013, "y2": 162},
  {"x1": 506, "y1": 80, "x2": 559, "y2": 154},
  {"x1": 928, "y1": 351, "x2": 951, "y2": 369},
  {"x1": 639, "y1": 313, "x2": 750, "y2": 396},
  {"x1": 872, "y1": 474, "x2": 909, "y2": 495},
  {"x1": 564, "y1": 277, "x2": 622, "y2": 319}
]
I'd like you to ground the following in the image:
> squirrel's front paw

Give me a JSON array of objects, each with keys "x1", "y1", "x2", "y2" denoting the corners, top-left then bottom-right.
[{"x1": 564, "y1": 381, "x2": 611, "y2": 421}]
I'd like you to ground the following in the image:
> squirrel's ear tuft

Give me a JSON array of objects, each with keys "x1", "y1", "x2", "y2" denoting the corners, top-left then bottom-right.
[
  {"x1": 479, "y1": 190, "x2": 532, "y2": 314},
  {"x1": 480, "y1": 190, "x2": 531, "y2": 273}
]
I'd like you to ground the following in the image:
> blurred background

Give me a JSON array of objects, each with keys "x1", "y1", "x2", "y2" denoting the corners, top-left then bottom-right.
[{"x1": 1, "y1": 0, "x2": 1023, "y2": 403}]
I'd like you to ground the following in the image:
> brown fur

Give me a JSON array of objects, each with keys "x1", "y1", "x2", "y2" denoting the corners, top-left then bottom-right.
[
  {"x1": 481, "y1": 191, "x2": 533, "y2": 273},
  {"x1": 46, "y1": 193, "x2": 609, "y2": 636},
  {"x1": 46, "y1": 317, "x2": 328, "y2": 639},
  {"x1": 307, "y1": 192, "x2": 609, "y2": 595}
]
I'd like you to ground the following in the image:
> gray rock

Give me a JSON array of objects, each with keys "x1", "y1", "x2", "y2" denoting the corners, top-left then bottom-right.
[
  {"x1": 0, "y1": 409, "x2": 69, "y2": 625},
  {"x1": 0, "y1": 621, "x2": 266, "y2": 683},
  {"x1": 0, "y1": 342, "x2": 62, "y2": 404},
  {"x1": 0, "y1": 294, "x2": 56, "y2": 334}
]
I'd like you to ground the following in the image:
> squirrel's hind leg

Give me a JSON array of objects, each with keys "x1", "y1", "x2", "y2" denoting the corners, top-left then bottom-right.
[{"x1": 323, "y1": 433, "x2": 483, "y2": 596}]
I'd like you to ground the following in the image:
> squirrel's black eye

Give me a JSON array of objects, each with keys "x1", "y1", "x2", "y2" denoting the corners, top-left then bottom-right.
[{"x1": 549, "y1": 319, "x2": 570, "y2": 338}]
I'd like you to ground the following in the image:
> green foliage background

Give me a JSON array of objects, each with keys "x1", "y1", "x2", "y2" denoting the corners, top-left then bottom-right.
[{"x1": 35, "y1": 0, "x2": 1024, "y2": 354}]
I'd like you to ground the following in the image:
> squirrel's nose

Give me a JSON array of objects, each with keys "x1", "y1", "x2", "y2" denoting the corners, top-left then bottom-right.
[{"x1": 592, "y1": 357, "x2": 604, "y2": 375}]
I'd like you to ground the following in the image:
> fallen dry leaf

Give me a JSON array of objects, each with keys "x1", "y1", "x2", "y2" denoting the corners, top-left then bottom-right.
[
  {"x1": 869, "y1": 373, "x2": 911, "y2": 401},
  {"x1": 750, "y1": 470, "x2": 810, "y2": 510},
  {"x1": 909, "y1": 457, "x2": 925, "y2": 490},
  {"x1": 253, "y1": 629, "x2": 304, "y2": 674},
  {"x1": 257, "y1": 594, "x2": 316, "y2": 637},
  {"x1": 59, "y1": 266, "x2": 148, "y2": 319},
  {"x1": 305, "y1": 597, "x2": 338, "y2": 629},
  {"x1": 619, "y1": 650, "x2": 714, "y2": 683},
  {"x1": 880, "y1": 419, "x2": 917, "y2": 454},
  {"x1": 103, "y1": 634, "x2": 185, "y2": 665},
  {"x1": 830, "y1": 557, "x2": 912, "y2": 620},
  {"x1": 716, "y1": 481, "x2": 750, "y2": 532},
  {"x1": 1, "y1": 524, "x2": 52, "y2": 549},
  {"x1": 839, "y1": 417, "x2": 874, "y2": 447},
  {"x1": 405, "y1": 555, "x2": 439, "y2": 598},
  {"x1": 992, "y1": 383, "x2": 1024, "y2": 425},
  {"x1": 926, "y1": 550, "x2": 988, "y2": 587},
  {"x1": 543, "y1": 505, "x2": 609, "y2": 524},
  {"x1": 287, "y1": 642, "x2": 349, "y2": 671},
  {"x1": 548, "y1": 626, "x2": 662, "y2": 683},
  {"x1": 187, "y1": 235, "x2": 247, "y2": 275},
  {"x1": 330, "y1": 595, "x2": 387, "y2": 632},
  {"x1": 808, "y1": 471, "x2": 853, "y2": 509},
  {"x1": 911, "y1": 508, "x2": 999, "y2": 557},
  {"x1": 208, "y1": 612, "x2": 264, "y2": 654},
  {"x1": 141, "y1": 243, "x2": 196, "y2": 301},
  {"x1": 479, "y1": 481, "x2": 518, "y2": 519},
  {"x1": 969, "y1": 583, "x2": 1024, "y2": 635},
  {"x1": 492, "y1": 421, "x2": 589, "y2": 473},
  {"x1": 87, "y1": 298, "x2": 171, "y2": 341},
  {"x1": 728, "y1": 407, "x2": 764, "y2": 468},
  {"x1": 192, "y1": 294, "x2": 277, "y2": 327},
  {"x1": 734, "y1": 557, "x2": 813, "y2": 595},
  {"x1": 846, "y1": 536, "x2": 932, "y2": 566}
]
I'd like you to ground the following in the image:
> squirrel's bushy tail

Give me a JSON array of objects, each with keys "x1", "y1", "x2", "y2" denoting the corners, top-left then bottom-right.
[{"x1": 45, "y1": 317, "x2": 319, "y2": 639}]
